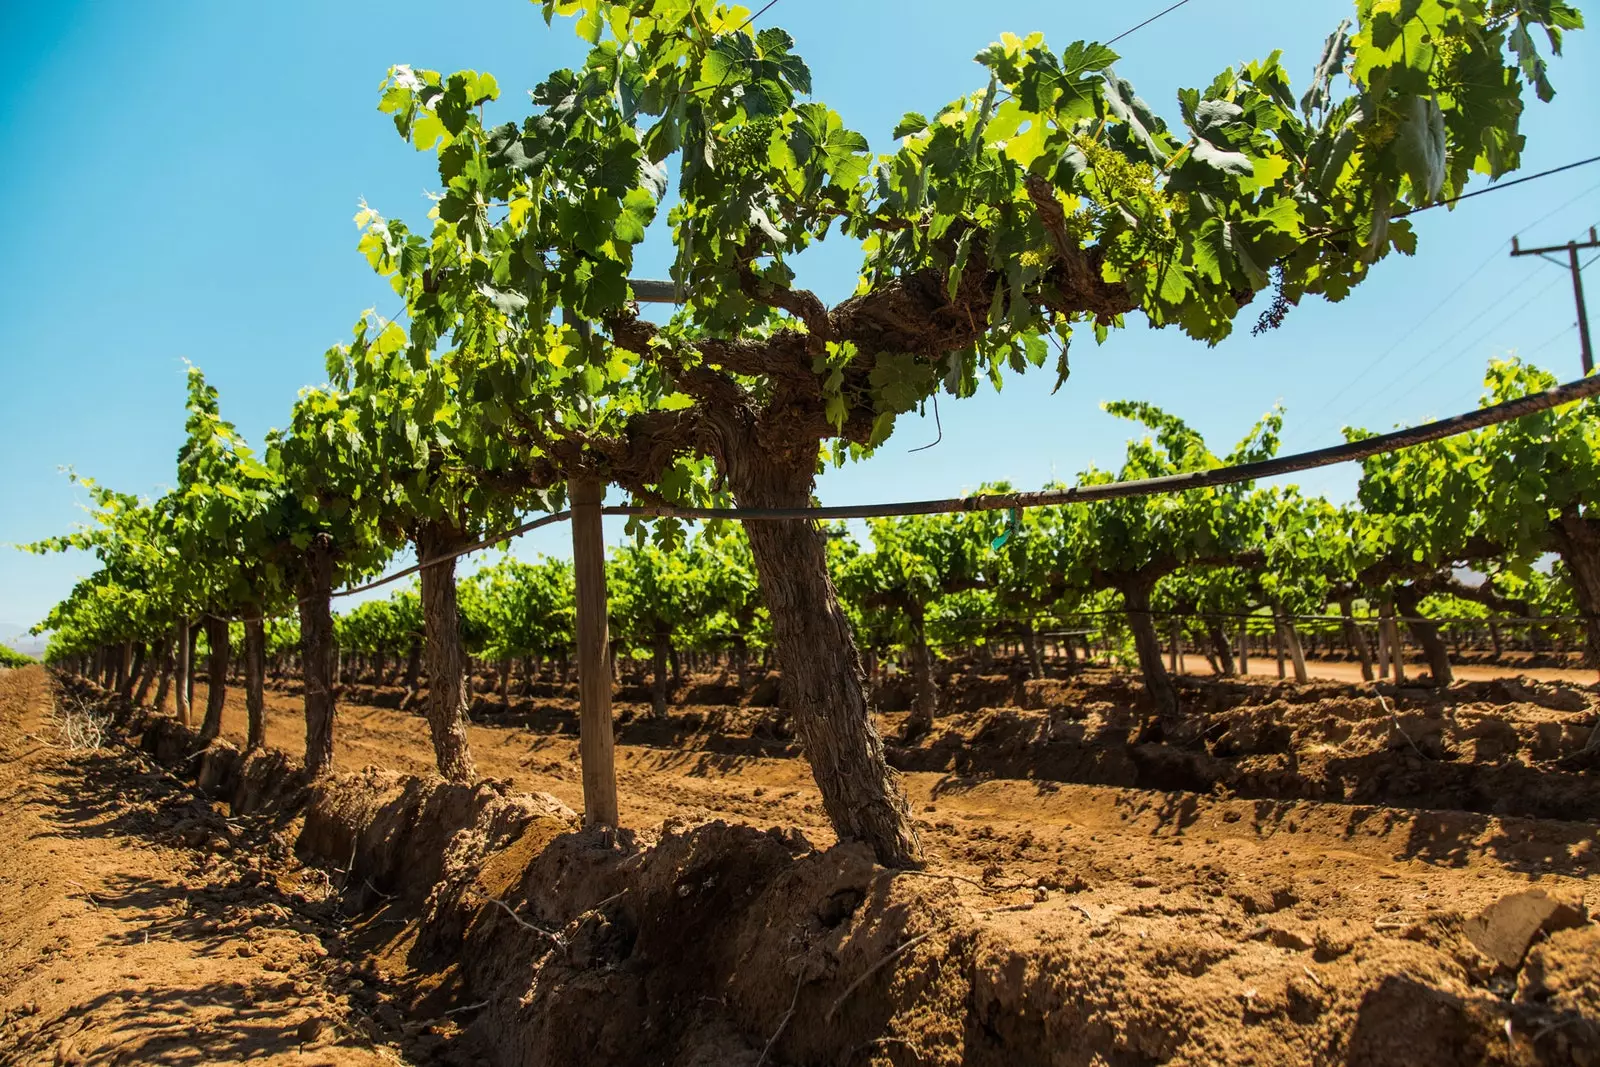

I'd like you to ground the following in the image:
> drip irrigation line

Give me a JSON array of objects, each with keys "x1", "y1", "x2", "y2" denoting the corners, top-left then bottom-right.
[
  {"x1": 607, "y1": 371, "x2": 1600, "y2": 522},
  {"x1": 928, "y1": 610, "x2": 1583, "y2": 627},
  {"x1": 280, "y1": 367, "x2": 1600, "y2": 611},
  {"x1": 328, "y1": 511, "x2": 574, "y2": 601}
]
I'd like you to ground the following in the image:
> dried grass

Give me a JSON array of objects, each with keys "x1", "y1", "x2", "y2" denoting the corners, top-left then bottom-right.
[{"x1": 49, "y1": 690, "x2": 110, "y2": 752}]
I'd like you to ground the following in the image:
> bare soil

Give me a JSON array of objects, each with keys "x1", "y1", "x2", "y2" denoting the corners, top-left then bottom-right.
[{"x1": 3, "y1": 662, "x2": 1598, "y2": 1066}]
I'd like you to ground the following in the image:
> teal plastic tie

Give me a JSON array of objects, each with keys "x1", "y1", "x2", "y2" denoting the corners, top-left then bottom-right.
[{"x1": 991, "y1": 507, "x2": 1021, "y2": 550}]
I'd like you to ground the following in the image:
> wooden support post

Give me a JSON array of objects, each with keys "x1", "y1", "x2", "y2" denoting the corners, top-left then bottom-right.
[
  {"x1": 1274, "y1": 621, "x2": 1287, "y2": 679},
  {"x1": 1168, "y1": 619, "x2": 1183, "y2": 675},
  {"x1": 571, "y1": 478, "x2": 619, "y2": 828},
  {"x1": 1237, "y1": 622, "x2": 1250, "y2": 677}
]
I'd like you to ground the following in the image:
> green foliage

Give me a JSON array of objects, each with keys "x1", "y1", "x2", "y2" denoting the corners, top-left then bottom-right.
[{"x1": 0, "y1": 645, "x2": 35, "y2": 668}]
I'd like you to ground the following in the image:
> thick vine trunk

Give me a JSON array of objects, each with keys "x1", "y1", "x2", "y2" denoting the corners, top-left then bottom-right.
[
  {"x1": 1022, "y1": 622, "x2": 1046, "y2": 680},
  {"x1": 1339, "y1": 598, "x2": 1375, "y2": 681},
  {"x1": 417, "y1": 524, "x2": 475, "y2": 782},
  {"x1": 1120, "y1": 582, "x2": 1177, "y2": 717},
  {"x1": 723, "y1": 429, "x2": 919, "y2": 868},
  {"x1": 298, "y1": 540, "x2": 338, "y2": 778},
  {"x1": 904, "y1": 605, "x2": 938, "y2": 740},
  {"x1": 174, "y1": 619, "x2": 192, "y2": 726},
  {"x1": 199, "y1": 615, "x2": 230, "y2": 742},
  {"x1": 114, "y1": 641, "x2": 132, "y2": 695},
  {"x1": 1551, "y1": 512, "x2": 1600, "y2": 669},
  {"x1": 120, "y1": 642, "x2": 145, "y2": 703},
  {"x1": 155, "y1": 639, "x2": 175, "y2": 714},
  {"x1": 131, "y1": 642, "x2": 158, "y2": 705},
  {"x1": 1488, "y1": 618, "x2": 1504, "y2": 660},
  {"x1": 243, "y1": 605, "x2": 266, "y2": 749},
  {"x1": 1206, "y1": 622, "x2": 1236, "y2": 676},
  {"x1": 650, "y1": 630, "x2": 670, "y2": 719},
  {"x1": 185, "y1": 623, "x2": 199, "y2": 714},
  {"x1": 1277, "y1": 616, "x2": 1309, "y2": 683},
  {"x1": 1394, "y1": 585, "x2": 1453, "y2": 686}
]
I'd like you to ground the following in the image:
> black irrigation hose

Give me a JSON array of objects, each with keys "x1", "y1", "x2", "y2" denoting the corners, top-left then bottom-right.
[
  {"x1": 608, "y1": 371, "x2": 1600, "y2": 522},
  {"x1": 308, "y1": 369, "x2": 1599, "y2": 602}
]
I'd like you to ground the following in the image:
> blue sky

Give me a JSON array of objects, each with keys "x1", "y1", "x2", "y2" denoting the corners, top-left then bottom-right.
[{"x1": 2, "y1": 0, "x2": 1597, "y2": 639}]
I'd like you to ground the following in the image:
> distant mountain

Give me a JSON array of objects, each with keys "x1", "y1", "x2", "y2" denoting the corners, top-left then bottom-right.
[{"x1": 0, "y1": 623, "x2": 47, "y2": 661}]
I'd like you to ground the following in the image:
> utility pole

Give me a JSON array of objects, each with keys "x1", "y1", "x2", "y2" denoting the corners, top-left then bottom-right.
[{"x1": 1511, "y1": 227, "x2": 1598, "y2": 375}]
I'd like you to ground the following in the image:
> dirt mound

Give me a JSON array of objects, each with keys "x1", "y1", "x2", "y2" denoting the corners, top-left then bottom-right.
[
  {"x1": 887, "y1": 676, "x2": 1600, "y2": 824},
  {"x1": 12, "y1": 669, "x2": 1600, "y2": 1066}
]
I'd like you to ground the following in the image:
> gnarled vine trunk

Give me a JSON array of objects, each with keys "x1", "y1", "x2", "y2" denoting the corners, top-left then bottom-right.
[
  {"x1": 417, "y1": 523, "x2": 475, "y2": 783},
  {"x1": 243, "y1": 604, "x2": 266, "y2": 749},
  {"x1": 1023, "y1": 621, "x2": 1046, "y2": 680},
  {"x1": 1339, "y1": 597, "x2": 1374, "y2": 681},
  {"x1": 718, "y1": 418, "x2": 920, "y2": 868},
  {"x1": 1120, "y1": 581, "x2": 1177, "y2": 718},
  {"x1": 1277, "y1": 615, "x2": 1309, "y2": 683},
  {"x1": 298, "y1": 539, "x2": 338, "y2": 778},
  {"x1": 1394, "y1": 585, "x2": 1453, "y2": 686},
  {"x1": 132, "y1": 641, "x2": 159, "y2": 706},
  {"x1": 1551, "y1": 511, "x2": 1600, "y2": 669},
  {"x1": 149, "y1": 638, "x2": 173, "y2": 711},
  {"x1": 650, "y1": 629, "x2": 670, "y2": 719},
  {"x1": 1206, "y1": 622, "x2": 1235, "y2": 677},
  {"x1": 198, "y1": 617, "x2": 229, "y2": 741},
  {"x1": 904, "y1": 604, "x2": 938, "y2": 740}
]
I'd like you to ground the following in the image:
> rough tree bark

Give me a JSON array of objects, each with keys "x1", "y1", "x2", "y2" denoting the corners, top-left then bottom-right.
[
  {"x1": 1023, "y1": 622, "x2": 1046, "y2": 681},
  {"x1": 718, "y1": 423, "x2": 920, "y2": 868},
  {"x1": 1277, "y1": 616, "x2": 1309, "y2": 683},
  {"x1": 1206, "y1": 622, "x2": 1236, "y2": 677},
  {"x1": 243, "y1": 604, "x2": 266, "y2": 749},
  {"x1": 185, "y1": 622, "x2": 199, "y2": 715},
  {"x1": 298, "y1": 538, "x2": 338, "y2": 777},
  {"x1": 120, "y1": 642, "x2": 145, "y2": 703},
  {"x1": 1393, "y1": 585, "x2": 1454, "y2": 686},
  {"x1": 1339, "y1": 597, "x2": 1375, "y2": 681},
  {"x1": 1551, "y1": 511, "x2": 1600, "y2": 669},
  {"x1": 199, "y1": 616, "x2": 231, "y2": 742},
  {"x1": 155, "y1": 637, "x2": 175, "y2": 715},
  {"x1": 416, "y1": 523, "x2": 476, "y2": 783},
  {"x1": 904, "y1": 603, "x2": 938, "y2": 740},
  {"x1": 650, "y1": 629, "x2": 671, "y2": 719},
  {"x1": 1120, "y1": 581, "x2": 1178, "y2": 718},
  {"x1": 131, "y1": 641, "x2": 159, "y2": 705}
]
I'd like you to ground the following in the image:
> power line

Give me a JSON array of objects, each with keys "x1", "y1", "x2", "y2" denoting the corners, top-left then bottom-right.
[
  {"x1": 1338, "y1": 275, "x2": 1564, "y2": 429},
  {"x1": 1106, "y1": 0, "x2": 1196, "y2": 46},
  {"x1": 1527, "y1": 322, "x2": 1577, "y2": 359},
  {"x1": 1296, "y1": 168, "x2": 1600, "y2": 442},
  {"x1": 1393, "y1": 154, "x2": 1600, "y2": 222},
  {"x1": 1515, "y1": 180, "x2": 1600, "y2": 239}
]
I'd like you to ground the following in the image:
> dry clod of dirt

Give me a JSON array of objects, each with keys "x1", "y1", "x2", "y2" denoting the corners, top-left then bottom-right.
[{"x1": 1465, "y1": 888, "x2": 1590, "y2": 971}]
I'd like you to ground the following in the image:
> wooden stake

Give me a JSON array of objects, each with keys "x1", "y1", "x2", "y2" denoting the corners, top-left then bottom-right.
[
  {"x1": 1237, "y1": 622, "x2": 1249, "y2": 677},
  {"x1": 571, "y1": 478, "x2": 619, "y2": 828}
]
